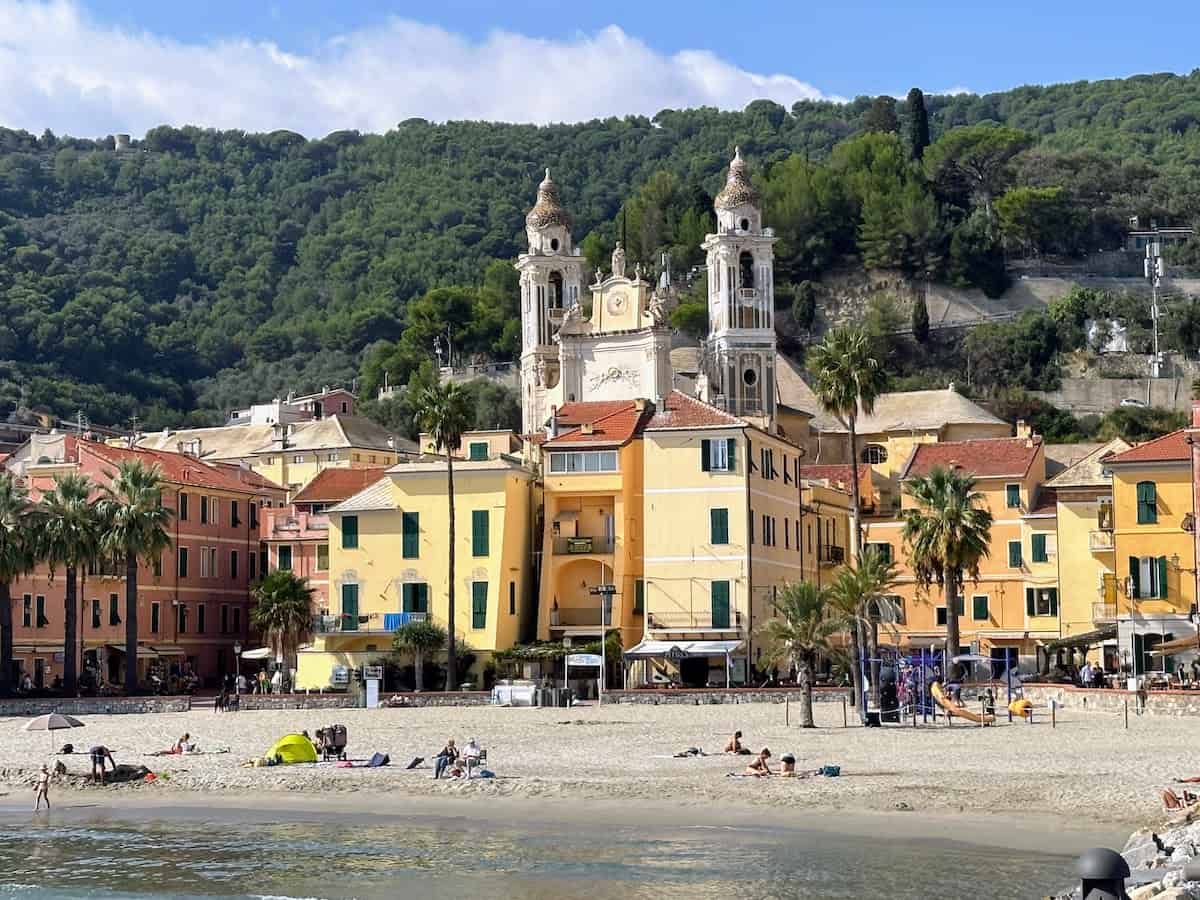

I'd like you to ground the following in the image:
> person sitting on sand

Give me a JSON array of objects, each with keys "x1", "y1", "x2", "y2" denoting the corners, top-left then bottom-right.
[
  {"x1": 744, "y1": 748, "x2": 773, "y2": 777},
  {"x1": 462, "y1": 738, "x2": 483, "y2": 779},
  {"x1": 780, "y1": 753, "x2": 796, "y2": 777},
  {"x1": 90, "y1": 745, "x2": 115, "y2": 784},
  {"x1": 34, "y1": 764, "x2": 51, "y2": 811},
  {"x1": 172, "y1": 733, "x2": 195, "y2": 754},
  {"x1": 724, "y1": 730, "x2": 747, "y2": 754},
  {"x1": 434, "y1": 739, "x2": 458, "y2": 780}
]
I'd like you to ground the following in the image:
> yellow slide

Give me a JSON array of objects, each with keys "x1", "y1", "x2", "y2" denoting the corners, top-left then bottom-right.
[{"x1": 930, "y1": 682, "x2": 995, "y2": 724}]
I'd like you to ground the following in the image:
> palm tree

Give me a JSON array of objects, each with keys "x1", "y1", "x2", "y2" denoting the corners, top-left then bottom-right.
[
  {"x1": 251, "y1": 570, "x2": 315, "y2": 687},
  {"x1": 392, "y1": 619, "x2": 448, "y2": 692},
  {"x1": 807, "y1": 326, "x2": 888, "y2": 560},
  {"x1": 39, "y1": 473, "x2": 100, "y2": 695},
  {"x1": 98, "y1": 460, "x2": 174, "y2": 694},
  {"x1": 902, "y1": 466, "x2": 993, "y2": 681},
  {"x1": 826, "y1": 565, "x2": 869, "y2": 723},
  {"x1": 415, "y1": 381, "x2": 471, "y2": 691},
  {"x1": 830, "y1": 550, "x2": 899, "y2": 709},
  {"x1": 757, "y1": 581, "x2": 837, "y2": 728},
  {"x1": 0, "y1": 473, "x2": 34, "y2": 696}
]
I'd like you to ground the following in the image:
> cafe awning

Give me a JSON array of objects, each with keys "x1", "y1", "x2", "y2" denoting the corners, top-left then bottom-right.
[
  {"x1": 151, "y1": 645, "x2": 186, "y2": 657},
  {"x1": 106, "y1": 644, "x2": 158, "y2": 660},
  {"x1": 1151, "y1": 634, "x2": 1200, "y2": 657},
  {"x1": 623, "y1": 639, "x2": 743, "y2": 660},
  {"x1": 1044, "y1": 624, "x2": 1117, "y2": 651}
]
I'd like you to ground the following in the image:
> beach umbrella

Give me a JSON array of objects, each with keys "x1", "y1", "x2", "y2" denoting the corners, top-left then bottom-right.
[{"x1": 24, "y1": 713, "x2": 85, "y2": 753}]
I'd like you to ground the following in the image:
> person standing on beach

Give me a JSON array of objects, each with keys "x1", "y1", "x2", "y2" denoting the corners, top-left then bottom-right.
[
  {"x1": 90, "y1": 745, "x2": 115, "y2": 784},
  {"x1": 34, "y1": 764, "x2": 51, "y2": 811}
]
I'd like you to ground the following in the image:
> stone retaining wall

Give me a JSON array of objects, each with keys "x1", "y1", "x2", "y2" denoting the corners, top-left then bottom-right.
[
  {"x1": 0, "y1": 696, "x2": 191, "y2": 717},
  {"x1": 1023, "y1": 684, "x2": 1200, "y2": 717},
  {"x1": 607, "y1": 687, "x2": 852, "y2": 705},
  {"x1": 237, "y1": 691, "x2": 494, "y2": 710}
]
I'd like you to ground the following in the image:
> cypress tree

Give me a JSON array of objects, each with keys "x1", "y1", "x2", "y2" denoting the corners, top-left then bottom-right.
[
  {"x1": 906, "y1": 88, "x2": 931, "y2": 160},
  {"x1": 912, "y1": 290, "x2": 930, "y2": 343}
]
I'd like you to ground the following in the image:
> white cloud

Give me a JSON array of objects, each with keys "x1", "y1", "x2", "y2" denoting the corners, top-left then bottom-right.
[{"x1": 0, "y1": 1, "x2": 834, "y2": 137}]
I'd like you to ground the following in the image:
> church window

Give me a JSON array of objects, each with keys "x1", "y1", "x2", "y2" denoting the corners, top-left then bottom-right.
[
  {"x1": 739, "y1": 218, "x2": 750, "y2": 232},
  {"x1": 743, "y1": 368, "x2": 758, "y2": 386},
  {"x1": 549, "y1": 271, "x2": 564, "y2": 309},
  {"x1": 550, "y1": 238, "x2": 559, "y2": 252},
  {"x1": 738, "y1": 251, "x2": 754, "y2": 290}
]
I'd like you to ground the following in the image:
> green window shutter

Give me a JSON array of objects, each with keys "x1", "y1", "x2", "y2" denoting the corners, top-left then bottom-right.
[
  {"x1": 1129, "y1": 556, "x2": 1140, "y2": 599},
  {"x1": 402, "y1": 511, "x2": 419, "y2": 558},
  {"x1": 1006, "y1": 484, "x2": 1020, "y2": 508},
  {"x1": 402, "y1": 583, "x2": 414, "y2": 613},
  {"x1": 711, "y1": 580, "x2": 730, "y2": 628},
  {"x1": 341, "y1": 584, "x2": 359, "y2": 631},
  {"x1": 1031, "y1": 534, "x2": 1047, "y2": 563},
  {"x1": 972, "y1": 595, "x2": 988, "y2": 621},
  {"x1": 417, "y1": 583, "x2": 428, "y2": 613},
  {"x1": 469, "y1": 442, "x2": 488, "y2": 461},
  {"x1": 472, "y1": 582, "x2": 487, "y2": 629},
  {"x1": 700, "y1": 439, "x2": 711, "y2": 472},
  {"x1": 634, "y1": 579, "x2": 645, "y2": 614},
  {"x1": 342, "y1": 515, "x2": 358, "y2": 549},
  {"x1": 727, "y1": 438, "x2": 736, "y2": 471},
  {"x1": 1025, "y1": 588, "x2": 1035, "y2": 617},
  {"x1": 1137, "y1": 481, "x2": 1157, "y2": 524},
  {"x1": 1008, "y1": 541, "x2": 1022, "y2": 568},
  {"x1": 1158, "y1": 556, "x2": 1169, "y2": 599},
  {"x1": 710, "y1": 508, "x2": 729, "y2": 544},
  {"x1": 1048, "y1": 589, "x2": 1059, "y2": 617},
  {"x1": 472, "y1": 510, "x2": 489, "y2": 557}
]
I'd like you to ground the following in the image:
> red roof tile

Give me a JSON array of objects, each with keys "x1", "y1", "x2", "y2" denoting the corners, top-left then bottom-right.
[
  {"x1": 554, "y1": 400, "x2": 633, "y2": 427},
  {"x1": 902, "y1": 437, "x2": 1042, "y2": 480},
  {"x1": 81, "y1": 441, "x2": 283, "y2": 494},
  {"x1": 1103, "y1": 429, "x2": 1190, "y2": 465},
  {"x1": 799, "y1": 464, "x2": 873, "y2": 499},
  {"x1": 545, "y1": 400, "x2": 648, "y2": 448},
  {"x1": 292, "y1": 467, "x2": 389, "y2": 504},
  {"x1": 644, "y1": 391, "x2": 743, "y2": 430}
]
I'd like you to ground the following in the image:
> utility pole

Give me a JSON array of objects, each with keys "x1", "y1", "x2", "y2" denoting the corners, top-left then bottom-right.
[{"x1": 1146, "y1": 241, "x2": 1165, "y2": 404}]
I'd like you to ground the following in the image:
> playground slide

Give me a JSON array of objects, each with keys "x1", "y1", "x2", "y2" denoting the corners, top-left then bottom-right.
[{"x1": 930, "y1": 682, "x2": 995, "y2": 724}]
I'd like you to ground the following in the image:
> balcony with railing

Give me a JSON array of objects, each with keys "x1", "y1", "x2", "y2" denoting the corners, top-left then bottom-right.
[
  {"x1": 647, "y1": 610, "x2": 744, "y2": 631},
  {"x1": 552, "y1": 535, "x2": 615, "y2": 555},
  {"x1": 312, "y1": 611, "x2": 427, "y2": 635},
  {"x1": 548, "y1": 607, "x2": 609, "y2": 628},
  {"x1": 1088, "y1": 530, "x2": 1115, "y2": 552},
  {"x1": 819, "y1": 544, "x2": 846, "y2": 566},
  {"x1": 263, "y1": 506, "x2": 329, "y2": 540},
  {"x1": 1092, "y1": 602, "x2": 1118, "y2": 623}
]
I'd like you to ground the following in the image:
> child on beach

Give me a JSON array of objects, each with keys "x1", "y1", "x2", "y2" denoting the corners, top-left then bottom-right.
[
  {"x1": 34, "y1": 764, "x2": 50, "y2": 811},
  {"x1": 780, "y1": 754, "x2": 796, "y2": 777},
  {"x1": 724, "y1": 731, "x2": 748, "y2": 754},
  {"x1": 744, "y1": 748, "x2": 773, "y2": 777}
]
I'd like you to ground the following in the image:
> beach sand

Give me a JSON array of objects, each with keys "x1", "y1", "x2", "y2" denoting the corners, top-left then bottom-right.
[{"x1": 0, "y1": 700, "x2": 1187, "y2": 828}]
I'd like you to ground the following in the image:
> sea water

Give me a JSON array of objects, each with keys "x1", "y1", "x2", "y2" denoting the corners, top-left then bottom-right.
[{"x1": 0, "y1": 805, "x2": 1082, "y2": 899}]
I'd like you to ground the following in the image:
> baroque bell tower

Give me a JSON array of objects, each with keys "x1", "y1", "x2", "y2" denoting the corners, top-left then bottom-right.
[
  {"x1": 701, "y1": 148, "x2": 778, "y2": 424},
  {"x1": 516, "y1": 169, "x2": 584, "y2": 436}
]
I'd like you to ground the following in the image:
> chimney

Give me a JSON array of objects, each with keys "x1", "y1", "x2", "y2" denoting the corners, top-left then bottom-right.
[
  {"x1": 546, "y1": 405, "x2": 559, "y2": 441},
  {"x1": 581, "y1": 423, "x2": 595, "y2": 435},
  {"x1": 633, "y1": 399, "x2": 646, "y2": 411},
  {"x1": 1015, "y1": 419, "x2": 1032, "y2": 440}
]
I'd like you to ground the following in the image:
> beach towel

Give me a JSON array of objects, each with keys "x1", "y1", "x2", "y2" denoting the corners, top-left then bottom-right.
[
  {"x1": 368, "y1": 753, "x2": 390, "y2": 768},
  {"x1": 477, "y1": 769, "x2": 495, "y2": 779},
  {"x1": 818, "y1": 765, "x2": 841, "y2": 777},
  {"x1": 405, "y1": 756, "x2": 424, "y2": 769}
]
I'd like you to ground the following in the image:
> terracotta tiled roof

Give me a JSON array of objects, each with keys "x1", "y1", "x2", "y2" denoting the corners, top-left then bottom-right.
[
  {"x1": 554, "y1": 400, "x2": 635, "y2": 427},
  {"x1": 1044, "y1": 438, "x2": 1132, "y2": 489},
  {"x1": 644, "y1": 391, "x2": 743, "y2": 430},
  {"x1": 292, "y1": 467, "x2": 388, "y2": 504},
  {"x1": 1103, "y1": 429, "x2": 1191, "y2": 465},
  {"x1": 81, "y1": 441, "x2": 282, "y2": 494},
  {"x1": 799, "y1": 464, "x2": 872, "y2": 499},
  {"x1": 901, "y1": 437, "x2": 1042, "y2": 480},
  {"x1": 545, "y1": 400, "x2": 648, "y2": 448}
]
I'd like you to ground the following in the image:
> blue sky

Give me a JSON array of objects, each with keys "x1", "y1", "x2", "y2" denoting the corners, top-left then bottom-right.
[{"x1": 3, "y1": 0, "x2": 1199, "y2": 136}]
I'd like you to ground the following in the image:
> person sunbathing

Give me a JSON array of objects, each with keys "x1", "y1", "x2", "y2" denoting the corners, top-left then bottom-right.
[
  {"x1": 744, "y1": 748, "x2": 773, "y2": 777},
  {"x1": 780, "y1": 753, "x2": 796, "y2": 777},
  {"x1": 724, "y1": 731, "x2": 749, "y2": 754}
]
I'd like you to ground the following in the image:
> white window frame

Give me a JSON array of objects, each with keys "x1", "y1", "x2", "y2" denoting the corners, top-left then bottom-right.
[
  {"x1": 548, "y1": 450, "x2": 618, "y2": 474},
  {"x1": 1035, "y1": 588, "x2": 1057, "y2": 617},
  {"x1": 708, "y1": 439, "x2": 731, "y2": 472},
  {"x1": 293, "y1": 454, "x2": 305, "y2": 465}
]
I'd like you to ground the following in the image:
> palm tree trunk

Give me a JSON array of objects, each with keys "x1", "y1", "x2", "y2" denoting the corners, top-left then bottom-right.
[
  {"x1": 124, "y1": 550, "x2": 139, "y2": 694},
  {"x1": 867, "y1": 614, "x2": 881, "y2": 708},
  {"x1": 846, "y1": 413, "x2": 861, "y2": 562},
  {"x1": 445, "y1": 453, "x2": 457, "y2": 691},
  {"x1": 0, "y1": 582, "x2": 12, "y2": 697},
  {"x1": 414, "y1": 650, "x2": 424, "y2": 692},
  {"x1": 797, "y1": 654, "x2": 815, "y2": 728},
  {"x1": 847, "y1": 626, "x2": 867, "y2": 723},
  {"x1": 944, "y1": 564, "x2": 961, "y2": 682},
  {"x1": 63, "y1": 567, "x2": 78, "y2": 695}
]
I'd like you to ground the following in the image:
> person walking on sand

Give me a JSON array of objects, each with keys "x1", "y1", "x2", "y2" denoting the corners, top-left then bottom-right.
[
  {"x1": 34, "y1": 764, "x2": 51, "y2": 811},
  {"x1": 90, "y1": 745, "x2": 115, "y2": 784}
]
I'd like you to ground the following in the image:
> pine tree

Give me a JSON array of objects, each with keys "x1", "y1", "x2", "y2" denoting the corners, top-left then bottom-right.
[
  {"x1": 906, "y1": 88, "x2": 931, "y2": 160},
  {"x1": 912, "y1": 291, "x2": 930, "y2": 343},
  {"x1": 863, "y1": 96, "x2": 899, "y2": 134}
]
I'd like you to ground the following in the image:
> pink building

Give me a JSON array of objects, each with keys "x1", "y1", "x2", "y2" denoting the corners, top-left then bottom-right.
[{"x1": 10, "y1": 439, "x2": 285, "y2": 690}]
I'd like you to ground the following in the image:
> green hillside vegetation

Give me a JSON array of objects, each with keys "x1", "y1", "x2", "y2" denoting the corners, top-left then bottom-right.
[{"x1": 3, "y1": 71, "x2": 1200, "y2": 428}]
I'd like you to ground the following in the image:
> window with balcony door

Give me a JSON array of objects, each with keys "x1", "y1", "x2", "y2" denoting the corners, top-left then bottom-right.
[
  {"x1": 1005, "y1": 484, "x2": 1021, "y2": 508},
  {"x1": 402, "y1": 583, "x2": 428, "y2": 613},
  {"x1": 471, "y1": 582, "x2": 488, "y2": 629},
  {"x1": 1130, "y1": 555, "x2": 1168, "y2": 599},
  {"x1": 278, "y1": 545, "x2": 293, "y2": 572},
  {"x1": 1026, "y1": 587, "x2": 1059, "y2": 617},
  {"x1": 700, "y1": 438, "x2": 735, "y2": 473}
]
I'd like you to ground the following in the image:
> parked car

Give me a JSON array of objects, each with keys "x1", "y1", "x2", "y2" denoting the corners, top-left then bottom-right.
[{"x1": 1120, "y1": 398, "x2": 1147, "y2": 408}]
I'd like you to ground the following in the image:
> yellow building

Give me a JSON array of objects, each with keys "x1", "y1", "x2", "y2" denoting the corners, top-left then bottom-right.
[
  {"x1": 1105, "y1": 431, "x2": 1197, "y2": 674},
  {"x1": 536, "y1": 391, "x2": 850, "y2": 687},
  {"x1": 1045, "y1": 439, "x2": 1130, "y2": 666},
  {"x1": 294, "y1": 442, "x2": 535, "y2": 689},
  {"x1": 863, "y1": 430, "x2": 1053, "y2": 671},
  {"x1": 137, "y1": 415, "x2": 410, "y2": 498}
]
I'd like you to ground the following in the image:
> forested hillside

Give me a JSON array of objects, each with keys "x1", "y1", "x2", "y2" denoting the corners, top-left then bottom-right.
[{"x1": 4, "y1": 70, "x2": 1200, "y2": 428}]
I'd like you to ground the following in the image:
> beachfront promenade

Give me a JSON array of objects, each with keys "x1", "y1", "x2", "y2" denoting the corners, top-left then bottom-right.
[{"x1": 0, "y1": 699, "x2": 1193, "y2": 827}]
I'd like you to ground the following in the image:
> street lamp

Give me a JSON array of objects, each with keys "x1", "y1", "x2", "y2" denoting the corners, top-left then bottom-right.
[
  {"x1": 233, "y1": 642, "x2": 242, "y2": 695},
  {"x1": 588, "y1": 583, "x2": 616, "y2": 706}
]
